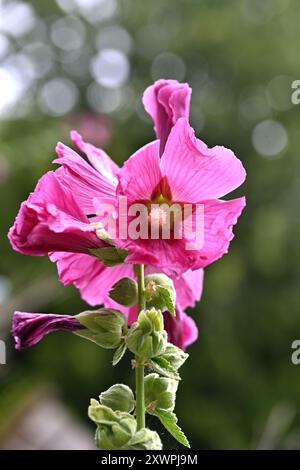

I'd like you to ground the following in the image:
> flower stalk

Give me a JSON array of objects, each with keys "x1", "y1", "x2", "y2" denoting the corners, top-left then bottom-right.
[{"x1": 135, "y1": 264, "x2": 146, "y2": 430}]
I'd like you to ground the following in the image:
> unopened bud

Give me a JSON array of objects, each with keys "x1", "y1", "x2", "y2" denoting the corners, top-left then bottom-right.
[
  {"x1": 144, "y1": 274, "x2": 176, "y2": 315},
  {"x1": 109, "y1": 277, "x2": 138, "y2": 307},
  {"x1": 100, "y1": 384, "x2": 135, "y2": 413},
  {"x1": 126, "y1": 308, "x2": 167, "y2": 359},
  {"x1": 88, "y1": 400, "x2": 136, "y2": 450},
  {"x1": 145, "y1": 373, "x2": 178, "y2": 414},
  {"x1": 76, "y1": 308, "x2": 127, "y2": 349},
  {"x1": 126, "y1": 428, "x2": 162, "y2": 450}
]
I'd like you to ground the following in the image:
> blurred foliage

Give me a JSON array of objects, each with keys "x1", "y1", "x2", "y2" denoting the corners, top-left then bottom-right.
[{"x1": 1, "y1": 0, "x2": 300, "y2": 450}]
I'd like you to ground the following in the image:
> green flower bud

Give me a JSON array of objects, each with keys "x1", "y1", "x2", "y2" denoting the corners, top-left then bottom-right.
[
  {"x1": 88, "y1": 400, "x2": 136, "y2": 450},
  {"x1": 126, "y1": 308, "x2": 167, "y2": 359},
  {"x1": 126, "y1": 428, "x2": 162, "y2": 450},
  {"x1": 109, "y1": 277, "x2": 138, "y2": 307},
  {"x1": 144, "y1": 273, "x2": 176, "y2": 315},
  {"x1": 161, "y1": 342, "x2": 189, "y2": 370},
  {"x1": 99, "y1": 384, "x2": 135, "y2": 413},
  {"x1": 75, "y1": 308, "x2": 127, "y2": 349},
  {"x1": 145, "y1": 373, "x2": 178, "y2": 414}
]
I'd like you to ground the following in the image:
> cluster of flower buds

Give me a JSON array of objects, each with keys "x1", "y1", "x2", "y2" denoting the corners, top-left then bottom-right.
[
  {"x1": 89, "y1": 394, "x2": 162, "y2": 450},
  {"x1": 87, "y1": 309, "x2": 190, "y2": 448}
]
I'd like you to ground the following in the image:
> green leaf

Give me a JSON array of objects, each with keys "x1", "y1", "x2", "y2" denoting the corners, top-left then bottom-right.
[
  {"x1": 112, "y1": 342, "x2": 127, "y2": 366},
  {"x1": 155, "y1": 410, "x2": 190, "y2": 448},
  {"x1": 156, "y1": 286, "x2": 175, "y2": 315},
  {"x1": 148, "y1": 356, "x2": 180, "y2": 380}
]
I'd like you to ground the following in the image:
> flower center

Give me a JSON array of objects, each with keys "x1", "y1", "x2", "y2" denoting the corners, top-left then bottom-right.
[{"x1": 148, "y1": 205, "x2": 168, "y2": 228}]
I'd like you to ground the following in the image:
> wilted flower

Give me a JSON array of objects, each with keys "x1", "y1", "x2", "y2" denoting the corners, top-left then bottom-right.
[{"x1": 12, "y1": 311, "x2": 83, "y2": 350}]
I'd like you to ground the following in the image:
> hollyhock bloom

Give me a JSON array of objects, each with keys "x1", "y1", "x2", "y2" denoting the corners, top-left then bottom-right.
[
  {"x1": 8, "y1": 80, "x2": 245, "y2": 349},
  {"x1": 8, "y1": 171, "x2": 111, "y2": 256},
  {"x1": 12, "y1": 311, "x2": 82, "y2": 350},
  {"x1": 143, "y1": 79, "x2": 192, "y2": 155},
  {"x1": 115, "y1": 118, "x2": 246, "y2": 274}
]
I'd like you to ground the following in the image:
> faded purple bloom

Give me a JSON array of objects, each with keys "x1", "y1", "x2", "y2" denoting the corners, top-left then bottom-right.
[{"x1": 12, "y1": 311, "x2": 83, "y2": 350}]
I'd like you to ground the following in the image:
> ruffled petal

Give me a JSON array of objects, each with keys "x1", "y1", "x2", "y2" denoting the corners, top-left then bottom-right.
[
  {"x1": 50, "y1": 251, "x2": 132, "y2": 307},
  {"x1": 197, "y1": 197, "x2": 246, "y2": 268},
  {"x1": 161, "y1": 118, "x2": 246, "y2": 202},
  {"x1": 8, "y1": 172, "x2": 102, "y2": 256},
  {"x1": 143, "y1": 79, "x2": 191, "y2": 154},
  {"x1": 54, "y1": 140, "x2": 117, "y2": 214},
  {"x1": 70, "y1": 130, "x2": 119, "y2": 178},
  {"x1": 174, "y1": 268, "x2": 204, "y2": 310}
]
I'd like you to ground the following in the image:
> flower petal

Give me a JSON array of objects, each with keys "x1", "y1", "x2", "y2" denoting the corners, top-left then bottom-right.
[
  {"x1": 54, "y1": 140, "x2": 117, "y2": 214},
  {"x1": 164, "y1": 307, "x2": 198, "y2": 349},
  {"x1": 161, "y1": 118, "x2": 246, "y2": 202},
  {"x1": 174, "y1": 268, "x2": 204, "y2": 310},
  {"x1": 143, "y1": 79, "x2": 191, "y2": 154},
  {"x1": 8, "y1": 172, "x2": 101, "y2": 255},
  {"x1": 117, "y1": 140, "x2": 162, "y2": 202},
  {"x1": 198, "y1": 197, "x2": 246, "y2": 268},
  {"x1": 50, "y1": 251, "x2": 132, "y2": 307},
  {"x1": 70, "y1": 130, "x2": 119, "y2": 178}
]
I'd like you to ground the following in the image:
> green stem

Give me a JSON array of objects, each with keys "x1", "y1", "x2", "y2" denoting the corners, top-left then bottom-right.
[{"x1": 135, "y1": 264, "x2": 145, "y2": 430}]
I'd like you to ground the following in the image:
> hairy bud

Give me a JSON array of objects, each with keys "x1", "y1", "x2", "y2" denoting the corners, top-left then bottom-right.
[
  {"x1": 89, "y1": 400, "x2": 136, "y2": 450},
  {"x1": 100, "y1": 384, "x2": 135, "y2": 413},
  {"x1": 76, "y1": 308, "x2": 127, "y2": 349},
  {"x1": 109, "y1": 277, "x2": 138, "y2": 307},
  {"x1": 145, "y1": 373, "x2": 178, "y2": 414},
  {"x1": 126, "y1": 308, "x2": 167, "y2": 359}
]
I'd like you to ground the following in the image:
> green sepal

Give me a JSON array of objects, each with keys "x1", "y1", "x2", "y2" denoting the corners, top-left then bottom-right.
[
  {"x1": 160, "y1": 343, "x2": 189, "y2": 370},
  {"x1": 147, "y1": 356, "x2": 181, "y2": 381},
  {"x1": 89, "y1": 247, "x2": 128, "y2": 266},
  {"x1": 112, "y1": 341, "x2": 127, "y2": 366}
]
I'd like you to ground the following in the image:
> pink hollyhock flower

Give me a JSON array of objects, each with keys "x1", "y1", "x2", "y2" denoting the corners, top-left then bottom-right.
[
  {"x1": 8, "y1": 171, "x2": 110, "y2": 256},
  {"x1": 115, "y1": 118, "x2": 246, "y2": 274},
  {"x1": 143, "y1": 79, "x2": 192, "y2": 155},
  {"x1": 12, "y1": 311, "x2": 82, "y2": 350}
]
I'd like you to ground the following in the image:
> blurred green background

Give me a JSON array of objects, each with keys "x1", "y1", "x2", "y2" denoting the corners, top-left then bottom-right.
[{"x1": 1, "y1": 0, "x2": 300, "y2": 450}]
